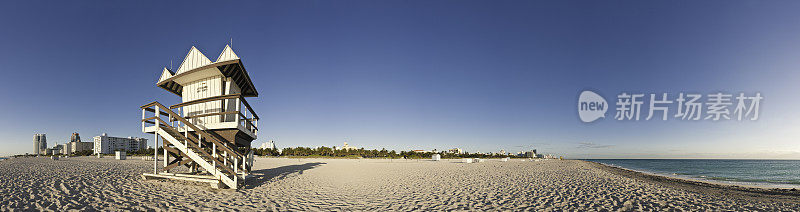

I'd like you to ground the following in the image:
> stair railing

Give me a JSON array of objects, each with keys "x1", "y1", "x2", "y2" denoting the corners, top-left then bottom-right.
[{"x1": 141, "y1": 102, "x2": 246, "y2": 178}]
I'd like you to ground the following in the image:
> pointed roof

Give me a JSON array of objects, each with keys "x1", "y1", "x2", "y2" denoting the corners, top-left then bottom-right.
[
  {"x1": 175, "y1": 46, "x2": 212, "y2": 75},
  {"x1": 157, "y1": 44, "x2": 258, "y2": 97},
  {"x1": 158, "y1": 67, "x2": 174, "y2": 83},
  {"x1": 216, "y1": 45, "x2": 240, "y2": 62}
]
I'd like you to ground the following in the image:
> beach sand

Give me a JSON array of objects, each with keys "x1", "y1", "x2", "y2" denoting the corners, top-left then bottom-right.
[{"x1": 1, "y1": 157, "x2": 799, "y2": 211}]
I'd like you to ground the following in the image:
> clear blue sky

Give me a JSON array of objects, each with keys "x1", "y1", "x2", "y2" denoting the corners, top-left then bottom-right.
[{"x1": 1, "y1": 1, "x2": 799, "y2": 158}]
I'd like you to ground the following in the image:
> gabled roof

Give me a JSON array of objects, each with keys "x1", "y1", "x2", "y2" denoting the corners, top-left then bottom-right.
[
  {"x1": 175, "y1": 46, "x2": 212, "y2": 75},
  {"x1": 158, "y1": 67, "x2": 174, "y2": 83},
  {"x1": 216, "y1": 45, "x2": 239, "y2": 62},
  {"x1": 156, "y1": 45, "x2": 259, "y2": 97}
]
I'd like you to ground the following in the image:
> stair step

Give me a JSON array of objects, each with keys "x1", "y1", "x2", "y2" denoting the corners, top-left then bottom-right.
[{"x1": 155, "y1": 123, "x2": 240, "y2": 189}]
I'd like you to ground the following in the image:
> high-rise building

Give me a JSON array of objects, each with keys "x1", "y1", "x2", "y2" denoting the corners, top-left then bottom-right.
[
  {"x1": 70, "y1": 133, "x2": 81, "y2": 143},
  {"x1": 448, "y1": 148, "x2": 463, "y2": 154},
  {"x1": 33, "y1": 134, "x2": 47, "y2": 155},
  {"x1": 93, "y1": 133, "x2": 148, "y2": 154}
]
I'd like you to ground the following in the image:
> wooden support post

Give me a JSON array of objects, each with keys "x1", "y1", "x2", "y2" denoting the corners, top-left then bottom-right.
[
  {"x1": 236, "y1": 98, "x2": 241, "y2": 125},
  {"x1": 141, "y1": 109, "x2": 145, "y2": 130},
  {"x1": 153, "y1": 135, "x2": 158, "y2": 174},
  {"x1": 234, "y1": 157, "x2": 239, "y2": 186},
  {"x1": 163, "y1": 142, "x2": 168, "y2": 173},
  {"x1": 212, "y1": 142, "x2": 217, "y2": 175},
  {"x1": 154, "y1": 106, "x2": 160, "y2": 174}
]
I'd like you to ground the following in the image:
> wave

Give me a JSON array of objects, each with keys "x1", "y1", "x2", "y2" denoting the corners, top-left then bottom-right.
[
  {"x1": 699, "y1": 176, "x2": 800, "y2": 185},
  {"x1": 584, "y1": 159, "x2": 800, "y2": 188}
]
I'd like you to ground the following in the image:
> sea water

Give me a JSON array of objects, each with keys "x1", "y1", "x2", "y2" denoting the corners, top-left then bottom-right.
[{"x1": 585, "y1": 159, "x2": 800, "y2": 188}]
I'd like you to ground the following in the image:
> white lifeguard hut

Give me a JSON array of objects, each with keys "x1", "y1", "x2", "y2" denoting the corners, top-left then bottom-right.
[{"x1": 141, "y1": 44, "x2": 258, "y2": 189}]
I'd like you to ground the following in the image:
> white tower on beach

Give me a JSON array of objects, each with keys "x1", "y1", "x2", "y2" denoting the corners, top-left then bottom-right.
[{"x1": 141, "y1": 44, "x2": 260, "y2": 189}]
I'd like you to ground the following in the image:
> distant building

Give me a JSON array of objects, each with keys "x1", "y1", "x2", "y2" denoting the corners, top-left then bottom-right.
[
  {"x1": 51, "y1": 144, "x2": 64, "y2": 155},
  {"x1": 524, "y1": 149, "x2": 538, "y2": 158},
  {"x1": 499, "y1": 149, "x2": 506, "y2": 155},
  {"x1": 70, "y1": 133, "x2": 81, "y2": 143},
  {"x1": 412, "y1": 150, "x2": 429, "y2": 153},
  {"x1": 33, "y1": 134, "x2": 47, "y2": 155},
  {"x1": 69, "y1": 141, "x2": 94, "y2": 154},
  {"x1": 448, "y1": 148, "x2": 463, "y2": 154},
  {"x1": 63, "y1": 142, "x2": 71, "y2": 154},
  {"x1": 56, "y1": 132, "x2": 94, "y2": 155},
  {"x1": 93, "y1": 133, "x2": 148, "y2": 154},
  {"x1": 259, "y1": 140, "x2": 276, "y2": 150},
  {"x1": 336, "y1": 142, "x2": 358, "y2": 151}
]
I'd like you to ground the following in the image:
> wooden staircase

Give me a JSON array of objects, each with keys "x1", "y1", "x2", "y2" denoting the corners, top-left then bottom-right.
[{"x1": 141, "y1": 101, "x2": 251, "y2": 189}]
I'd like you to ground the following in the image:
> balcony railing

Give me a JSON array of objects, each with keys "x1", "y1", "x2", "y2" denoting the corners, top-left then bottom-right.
[{"x1": 142, "y1": 94, "x2": 259, "y2": 136}]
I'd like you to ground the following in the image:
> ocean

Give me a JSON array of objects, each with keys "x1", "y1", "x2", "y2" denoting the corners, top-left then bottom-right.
[{"x1": 585, "y1": 159, "x2": 800, "y2": 188}]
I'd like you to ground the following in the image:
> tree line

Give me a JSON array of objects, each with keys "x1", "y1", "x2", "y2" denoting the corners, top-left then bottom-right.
[
  {"x1": 18, "y1": 146, "x2": 522, "y2": 159},
  {"x1": 251, "y1": 146, "x2": 524, "y2": 159}
]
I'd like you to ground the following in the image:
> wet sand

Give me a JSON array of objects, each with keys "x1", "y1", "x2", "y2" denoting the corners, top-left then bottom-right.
[{"x1": 1, "y1": 157, "x2": 799, "y2": 210}]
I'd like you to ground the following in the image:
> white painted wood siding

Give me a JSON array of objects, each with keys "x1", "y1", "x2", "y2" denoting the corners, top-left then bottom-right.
[
  {"x1": 216, "y1": 45, "x2": 240, "y2": 62},
  {"x1": 176, "y1": 46, "x2": 212, "y2": 75},
  {"x1": 182, "y1": 75, "x2": 223, "y2": 126}
]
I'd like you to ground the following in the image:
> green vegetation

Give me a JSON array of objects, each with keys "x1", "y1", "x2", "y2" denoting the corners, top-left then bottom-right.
[
  {"x1": 13, "y1": 147, "x2": 521, "y2": 159},
  {"x1": 71, "y1": 150, "x2": 95, "y2": 156},
  {"x1": 252, "y1": 146, "x2": 523, "y2": 159}
]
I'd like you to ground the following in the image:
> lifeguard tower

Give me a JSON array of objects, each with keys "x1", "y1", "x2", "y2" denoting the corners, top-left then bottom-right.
[{"x1": 141, "y1": 44, "x2": 258, "y2": 189}]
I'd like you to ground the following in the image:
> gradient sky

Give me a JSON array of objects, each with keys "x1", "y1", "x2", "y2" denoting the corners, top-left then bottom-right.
[{"x1": 1, "y1": 1, "x2": 799, "y2": 159}]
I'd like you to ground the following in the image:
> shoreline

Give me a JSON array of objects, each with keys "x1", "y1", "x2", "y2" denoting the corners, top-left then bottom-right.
[
  {"x1": 584, "y1": 159, "x2": 800, "y2": 190},
  {"x1": 612, "y1": 164, "x2": 800, "y2": 190},
  {"x1": 586, "y1": 160, "x2": 800, "y2": 205}
]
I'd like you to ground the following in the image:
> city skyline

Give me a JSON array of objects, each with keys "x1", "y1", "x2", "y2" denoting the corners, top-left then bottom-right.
[{"x1": 2, "y1": 1, "x2": 800, "y2": 159}]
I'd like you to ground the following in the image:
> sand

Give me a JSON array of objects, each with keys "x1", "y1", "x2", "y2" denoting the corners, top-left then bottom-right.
[{"x1": 1, "y1": 157, "x2": 799, "y2": 211}]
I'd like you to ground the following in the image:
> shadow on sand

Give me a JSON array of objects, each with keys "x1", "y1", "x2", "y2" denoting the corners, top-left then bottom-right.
[{"x1": 245, "y1": 162, "x2": 326, "y2": 189}]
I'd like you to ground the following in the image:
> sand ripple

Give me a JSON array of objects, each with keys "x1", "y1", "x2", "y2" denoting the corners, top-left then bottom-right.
[{"x1": 1, "y1": 157, "x2": 798, "y2": 210}]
